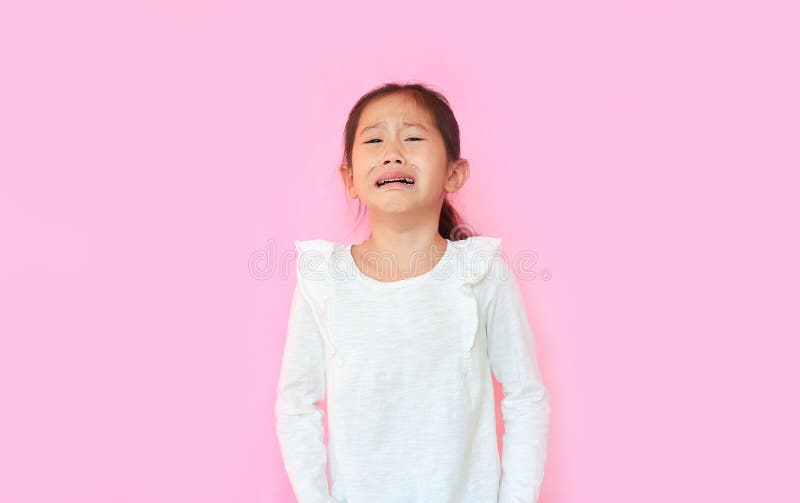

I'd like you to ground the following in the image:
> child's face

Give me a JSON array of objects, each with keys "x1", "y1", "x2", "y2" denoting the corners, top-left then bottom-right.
[{"x1": 341, "y1": 92, "x2": 469, "y2": 219}]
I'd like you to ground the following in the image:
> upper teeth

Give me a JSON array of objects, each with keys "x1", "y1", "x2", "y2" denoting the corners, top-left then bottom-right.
[{"x1": 377, "y1": 177, "x2": 414, "y2": 187}]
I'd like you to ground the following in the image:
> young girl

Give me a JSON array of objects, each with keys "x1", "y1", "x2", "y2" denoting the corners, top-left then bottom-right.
[{"x1": 275, "y1": 82, "x2": 550, "y2": 503}]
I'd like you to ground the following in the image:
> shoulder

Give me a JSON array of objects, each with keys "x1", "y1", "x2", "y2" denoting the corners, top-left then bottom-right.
[
  {"x1": 294, "y1": 238, "x2": 343, "y2": 267},
  {"x1": 293, "y1": 239, "x2": 343, "y2": 298},
  {"x1": 449, "y1": 235, "x2": 507, "y2": 288},
  {"x1": 294, "y1": 238, "x2": 338, "y2": 255},
  {"x1": 450, "y1": 235, "x2": 503, "y2": 257}
]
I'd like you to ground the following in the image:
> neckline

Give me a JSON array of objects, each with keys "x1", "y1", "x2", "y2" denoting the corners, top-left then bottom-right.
[{"x1": 346, "y1": 239, "x2": 453, "y2": 289}]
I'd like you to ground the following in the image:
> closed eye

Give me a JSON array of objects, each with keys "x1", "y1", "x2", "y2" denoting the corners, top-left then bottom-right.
[{"x1": 364, "y1": 137, "x2": 424, "y2": 144}]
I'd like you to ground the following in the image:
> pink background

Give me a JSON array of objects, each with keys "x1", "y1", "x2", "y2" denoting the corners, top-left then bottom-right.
[{"x1": 1, "y1": 1, "x2": 797, "y2": 502}]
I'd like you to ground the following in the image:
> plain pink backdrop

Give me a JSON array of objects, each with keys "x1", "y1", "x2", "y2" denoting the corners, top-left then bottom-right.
[{"x1": 1, "y1": 1, "x2": 797, "y2": 502}]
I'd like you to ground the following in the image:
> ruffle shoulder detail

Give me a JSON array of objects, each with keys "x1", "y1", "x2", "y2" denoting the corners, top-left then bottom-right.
[
  {"x1": 449, "y1": 235, "x2": 504, "y2": 290},
  {"x1": 449, "y1": 236, "x2": 504, "y2": 357},
  {"x1": 293, "y1": 239, "x2": 340, "y2": 364},
  {"x1": 294, "y1": 239, "x2": 336, "y2": 277}
]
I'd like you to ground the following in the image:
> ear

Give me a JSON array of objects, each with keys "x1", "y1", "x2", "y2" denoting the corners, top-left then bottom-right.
[
  {"x1": 339, "y1": 163, "x2": 358, "y2": 199},
  {"x1": 444, "y1": 158, "x2": 470, "y2": 193}
]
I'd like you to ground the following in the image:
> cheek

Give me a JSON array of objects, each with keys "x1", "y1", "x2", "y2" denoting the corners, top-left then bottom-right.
[
  {"x1": 418, "y1": 149, "x2": 448, "y2": 172},
  {"x1": 351, "y1": 152, "x2": 374, "y2": 175},
  {"x1": 352, "y1": 144, "x2": 377, "y2": 162},
  {"x1": 350, "y1": 167, "x2": 371, "y2": 189}
]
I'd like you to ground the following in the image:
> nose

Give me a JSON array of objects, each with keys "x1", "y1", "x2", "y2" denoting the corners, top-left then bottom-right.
[
  {"x1": 381, "y1": 137, "x2": 406, "y2": 165},
  {"x1": 382, "y1": 148, "x2": 406, "y2": 165}
]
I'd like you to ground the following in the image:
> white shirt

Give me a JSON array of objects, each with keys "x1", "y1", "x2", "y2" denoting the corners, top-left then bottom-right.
[{"x1": 275, "y1": 236, "x2": 550, "y2": 503}]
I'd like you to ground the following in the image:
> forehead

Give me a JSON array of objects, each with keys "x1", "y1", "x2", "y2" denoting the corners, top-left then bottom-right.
[{"x1": 358, "y1": 93, "x2": 433, "y2": 129}]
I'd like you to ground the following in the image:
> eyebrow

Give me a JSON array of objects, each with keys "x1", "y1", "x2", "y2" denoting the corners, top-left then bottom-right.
[{"x1": 359, "y1": 121, "x2": 430, "y2": 135}]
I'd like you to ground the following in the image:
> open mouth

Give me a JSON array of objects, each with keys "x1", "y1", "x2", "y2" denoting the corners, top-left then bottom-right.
[{"x1": 375, "y1": 177, "x2": 415, "y2": 188}]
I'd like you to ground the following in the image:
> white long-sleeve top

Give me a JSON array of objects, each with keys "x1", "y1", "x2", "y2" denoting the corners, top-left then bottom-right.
[{"x1": 275, "y1": 236, "x2": 550, "y2": 503}]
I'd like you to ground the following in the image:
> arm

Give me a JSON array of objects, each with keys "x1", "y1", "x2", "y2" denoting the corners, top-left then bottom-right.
[
  {"x1": 274, "y1": 282, "x2": 337, "y2": 503},
  {"x1": 486, "y1": 262, "x2": 551, "y2": 503}
]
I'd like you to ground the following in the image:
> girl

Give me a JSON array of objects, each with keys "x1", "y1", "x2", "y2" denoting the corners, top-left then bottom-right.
[{"x1": 275, "y1": 82, "x2": 550, "y2": 503}]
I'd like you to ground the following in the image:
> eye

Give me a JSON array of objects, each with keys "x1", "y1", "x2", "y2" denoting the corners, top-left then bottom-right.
[{"x1": 363, "y1": 137, "x2": 424, "y2": 144}]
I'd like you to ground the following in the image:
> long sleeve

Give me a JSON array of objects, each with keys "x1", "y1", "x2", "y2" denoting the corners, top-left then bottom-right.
[
  {"x1": 486, "y1": 263, "x2": 551, "y2": 503},
  {"x1": 274, "y1": 282, "x2": 337, "y2": 503}
]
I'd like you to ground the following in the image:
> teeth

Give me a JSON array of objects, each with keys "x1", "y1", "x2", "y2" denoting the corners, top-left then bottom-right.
[{"x1": 377, "y1": 177, "x2": 414, "y2": 187}]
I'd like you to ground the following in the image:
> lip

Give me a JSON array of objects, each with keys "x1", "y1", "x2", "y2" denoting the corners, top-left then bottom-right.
[{"x1": 374, "y1": 170, "x2": 416, "y2": 189}]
